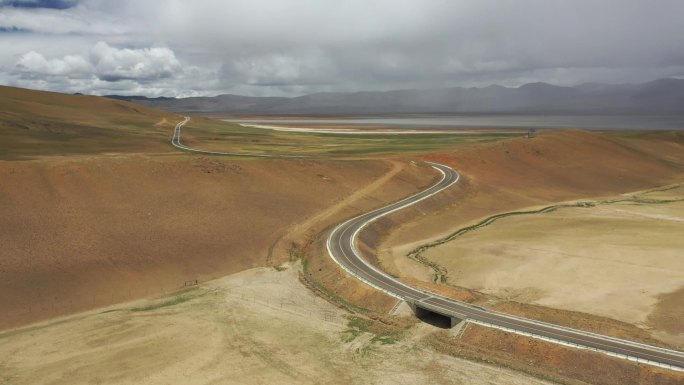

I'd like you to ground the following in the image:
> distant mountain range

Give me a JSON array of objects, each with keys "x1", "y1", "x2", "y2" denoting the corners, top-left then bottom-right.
[{"x1": 106, "y1": 78, "x2": 684, "y2": 115}]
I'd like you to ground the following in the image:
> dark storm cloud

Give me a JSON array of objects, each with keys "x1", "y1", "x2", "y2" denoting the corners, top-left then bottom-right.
[
  {"x1": 0, "y1": 25, "x2": 28, "y2": 32},
  {"x1": 0, "y1": 0, "x2": 78, "y2": 9},
  {"x1": 1, "y1": 0, "x2": 684, "y2": 96}
]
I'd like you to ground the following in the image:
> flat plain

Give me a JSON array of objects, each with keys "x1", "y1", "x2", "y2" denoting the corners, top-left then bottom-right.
[
  {"x1": 0, "y1": 265, "x2": 555, "y2": 385},
  {"x1": 415, "y1": 185, "x2": 684, "y2": 347}
]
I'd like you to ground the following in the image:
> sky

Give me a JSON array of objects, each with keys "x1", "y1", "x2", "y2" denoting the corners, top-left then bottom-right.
[{"x1": 1, "y1": 0, "x2": 684, "y2": 97}]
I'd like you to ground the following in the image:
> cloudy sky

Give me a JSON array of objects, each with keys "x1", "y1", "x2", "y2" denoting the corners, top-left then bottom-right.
[{"x1": 1, "y1": 0, "x2": 684, "y2": 97}]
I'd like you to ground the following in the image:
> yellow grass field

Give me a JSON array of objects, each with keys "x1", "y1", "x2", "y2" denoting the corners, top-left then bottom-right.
[
  {"x1": 394, "y1": 185, "x2": 684, "y2": 347},
  {"x1": 0, "y1": 265, "x2": 553, "y2": 385}
]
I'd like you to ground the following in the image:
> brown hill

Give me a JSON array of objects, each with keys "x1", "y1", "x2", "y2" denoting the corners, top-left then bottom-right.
[
  {"x1": 296, "y1": 129, "x2": 684, "y2": 325},
  {"x1": 0, "y1": 86, "x2": 441, "y2": 331},
  {"x1": 0, "y1": 86, "x2": 180, "y2": 160},
  {"x1": 379, "y1": 129, "x2": 684, "y2": 248},
  {"x1": 0, "y1": 153, "x2": 438, "y2": 331}
]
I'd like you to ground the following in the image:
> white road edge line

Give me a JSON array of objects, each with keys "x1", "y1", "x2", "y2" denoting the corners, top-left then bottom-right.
[
  {"x1": 322, "y1": 162, "x2": 684, "y2": 372},
  {"x1": 171, "y1": 117, "x2": 684, "y2": 372}
]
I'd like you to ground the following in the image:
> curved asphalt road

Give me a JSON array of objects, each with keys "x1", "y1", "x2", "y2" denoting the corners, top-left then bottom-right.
[
  {"x1": 172, "y1": 117, "x2": 684, "y2": 371},
  {"x1": 326, "y1": 162, "x2": 684, "y2": 371}
]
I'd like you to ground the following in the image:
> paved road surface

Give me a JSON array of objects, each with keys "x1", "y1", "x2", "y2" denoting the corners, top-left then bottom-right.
[
  {"x1": 172, "y1": 117, "x2": 304, "y2": 158},
  {"x1": 326, "y1": 162, "x2": 684, "y2": 371},
  {"x1": 171, "y1": 117, "x2": 684, "y2": 371}
]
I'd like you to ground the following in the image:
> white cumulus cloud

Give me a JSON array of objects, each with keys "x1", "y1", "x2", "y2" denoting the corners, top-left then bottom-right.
[
  {"x1": 9, "y1": 41, "x2": 216, "y2": 96},
  {"x1": 14, "y1": 42, "x2": 182, "y2": 82},
  {"x1": 3, "y1": 0, "x2": 684, "y2": 96},
  {"x1": 89, "y1": 42, "x2": 181, "y2": 82},
  {"x1": 16, "y1": 51, "x2": 91, "y2": 76}
]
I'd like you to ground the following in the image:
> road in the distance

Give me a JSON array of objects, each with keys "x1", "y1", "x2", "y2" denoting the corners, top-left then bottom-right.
[
  {"x1": 326, "y1": 162, "x2": 684, "y2": 371},
  {"x1": 171, "y1": 117, "x2": 684, "y2": 371},
  {"x1": 172, "y1": 117, "x2": 304, "y2": 158}
]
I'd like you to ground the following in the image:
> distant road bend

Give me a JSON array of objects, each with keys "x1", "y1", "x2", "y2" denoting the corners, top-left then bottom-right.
[
  {"x1": 171, "y1": 117, "x2": 684, "y2": 371},
  {"x1": 172, "y1": 117, "x2": 303, "y2": 158}
]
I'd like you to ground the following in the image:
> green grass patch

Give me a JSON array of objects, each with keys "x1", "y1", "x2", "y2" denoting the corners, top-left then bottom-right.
[
  {"x1": 342, "y1": 316, "x2": 403, "y2": 345},
  {"x1": 181, "y1": 119, "x2": 522, "y2": 159}
]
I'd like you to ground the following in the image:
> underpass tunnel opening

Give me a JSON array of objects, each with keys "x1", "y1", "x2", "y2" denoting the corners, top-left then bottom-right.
[{"x1": 413, "y1": 304, "x2": 462, "y2": 329}]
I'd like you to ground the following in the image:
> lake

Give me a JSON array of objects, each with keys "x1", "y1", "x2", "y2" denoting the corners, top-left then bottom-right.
[{"x1": 224, "y1": 115, "x2": 684, "y2": 131}]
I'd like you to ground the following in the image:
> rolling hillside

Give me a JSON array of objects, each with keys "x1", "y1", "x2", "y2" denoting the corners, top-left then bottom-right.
[{"x1": 0, "y1": 85, "x2": 180, "y2": 160}]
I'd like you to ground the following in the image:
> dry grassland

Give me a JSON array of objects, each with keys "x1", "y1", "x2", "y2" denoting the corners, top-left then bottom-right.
[
  {"x1": 419, "y1": 185, "x2": 684, "y2": 346},
  {"x1": 0, "y1": 85, "x2": 179, "y2": 159},
  {"x1": 373, "y1": 130, "x2": 684, "y2": 348},
  {"x1": 0, "y1": 266, "x2": 553, "y2": 385},
  {"x1": 3, "y1": 86, "x2": 684, "y2": 384}
]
